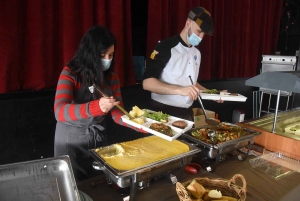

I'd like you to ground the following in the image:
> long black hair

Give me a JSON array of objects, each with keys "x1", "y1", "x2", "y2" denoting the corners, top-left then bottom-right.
[{"x1": 68, "y1": 25, "x2": 116, "y2": 88}]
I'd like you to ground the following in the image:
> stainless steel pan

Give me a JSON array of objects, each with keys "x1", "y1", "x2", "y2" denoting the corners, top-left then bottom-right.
[
  {"x1": 182, "y1": 123, "x2": 261, "y2": 171},
  {"x1": 89, "y1": 137, "x2": 200, "y2": 201}
]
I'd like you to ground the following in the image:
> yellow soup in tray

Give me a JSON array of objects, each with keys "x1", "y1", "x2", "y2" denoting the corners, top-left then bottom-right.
[{"x1": 94, "y1": 136, "x2": 189, "y2": 170}]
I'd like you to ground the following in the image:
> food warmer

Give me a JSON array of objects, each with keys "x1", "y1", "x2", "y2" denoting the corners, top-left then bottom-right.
[
  {"x1": 245, "y1": 71, "x2": 300, "y2": 134},
  {"x1": 90, "y1": 136, "x2": 200, "y2": 201},
  {"x1": 244, "y1": 109, "x2": 300, "y2": 140},
  {"x1": 0, "y1": 155, "x2": 80, "y2": 201},
  {"x1": 241, "y1": 71, "x2": 300, "y2": 159},
  {"x1": 182, "y1": 123, "x2": 261, "y2": 172}
]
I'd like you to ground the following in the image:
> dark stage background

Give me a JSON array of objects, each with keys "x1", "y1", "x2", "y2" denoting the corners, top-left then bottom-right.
[{"x1": 0, "y1": 0, "x2": 285, "y2": 93}]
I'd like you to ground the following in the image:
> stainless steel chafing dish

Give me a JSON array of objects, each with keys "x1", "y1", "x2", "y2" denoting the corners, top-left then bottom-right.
[
  {"x1": 0, "y1": 155, "x2": 80, "y2": 201},
  {"x1": 182, "y1": 123, "x2": 261, "y2": 171},
  {"x1": 90, "y1": 136, "x2": 200, "y2": 201}
]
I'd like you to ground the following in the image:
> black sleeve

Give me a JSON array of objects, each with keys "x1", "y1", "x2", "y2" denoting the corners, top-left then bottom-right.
[{"x1": 143, "y1": 36, "x2": 178, "y2": 80}]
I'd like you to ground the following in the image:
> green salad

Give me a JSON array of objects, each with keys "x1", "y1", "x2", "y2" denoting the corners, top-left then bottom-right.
[
  {"x1": 143, "y1": 110, "x2": 170, "y2": 122},
  {"x1": 202, "y1": 89, "x2": 219, "y2": 94}
]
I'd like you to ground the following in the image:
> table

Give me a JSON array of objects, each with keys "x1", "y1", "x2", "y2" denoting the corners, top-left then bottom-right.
[{"x1": 77, "y1": 155, "x2": 300, "y2": 201}]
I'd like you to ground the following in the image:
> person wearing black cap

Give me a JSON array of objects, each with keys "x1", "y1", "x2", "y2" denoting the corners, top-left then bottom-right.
[{"x1": 143, "y1": 7, "x2": 219, "y2": 121}]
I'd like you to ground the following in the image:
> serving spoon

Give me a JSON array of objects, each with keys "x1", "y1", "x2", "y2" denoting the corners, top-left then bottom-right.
[
  {"x1": 188, "y1": 76, "x2": 220, "y2": 126},
  {"x1": 208, "y1": 130, "x2": 217, "y2": 145},
  {"x1": 89, "y1": 84, "x2": 134, "y2": 119}
]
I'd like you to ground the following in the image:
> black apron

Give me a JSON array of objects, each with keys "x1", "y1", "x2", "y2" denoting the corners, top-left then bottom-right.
[{"x1": 54, "y1": 83, "x2": 112, "y2": 182}]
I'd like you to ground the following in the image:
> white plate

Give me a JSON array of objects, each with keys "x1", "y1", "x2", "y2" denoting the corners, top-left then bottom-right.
[
  {"x1": 121, "y1": 109, "x2": 194, "y2": 141},
  {"x1": 200, "y1": 92, "x2": 247, "y2": 102}
]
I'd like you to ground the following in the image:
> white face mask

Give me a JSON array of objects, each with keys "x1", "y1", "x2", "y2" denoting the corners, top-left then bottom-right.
[{"x1": 101, "y1": 59, "x2": 112, "y2": 71}]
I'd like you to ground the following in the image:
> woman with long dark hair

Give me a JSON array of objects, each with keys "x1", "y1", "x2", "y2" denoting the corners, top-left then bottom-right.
[{"x1": 54, "y1": 25, "x2": 144, "y2": 182}]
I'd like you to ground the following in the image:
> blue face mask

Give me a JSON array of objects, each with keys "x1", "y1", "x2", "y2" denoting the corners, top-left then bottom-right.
[
  {"x1": 101, "y1": 59, "x2": 112, "y2": 71},
  {"x1": 187, "y1": 24, "x2": 202, "y2": 46}
]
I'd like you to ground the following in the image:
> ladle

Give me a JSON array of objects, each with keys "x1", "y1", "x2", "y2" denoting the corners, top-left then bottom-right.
[
  {"x1": 208, "y1": 130, "x2": 217, "y2": 145},
  {"x1": 89, "y1": 84, "x2": 134, "y2": 119},
  {"x1": 188, "y1": 76, "x2": 220, "y2": 126}
]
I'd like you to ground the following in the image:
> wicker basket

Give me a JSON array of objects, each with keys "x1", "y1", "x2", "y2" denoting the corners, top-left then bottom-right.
[{"x1": 176, "y1": 174, "x2": 246, "y2": 201}]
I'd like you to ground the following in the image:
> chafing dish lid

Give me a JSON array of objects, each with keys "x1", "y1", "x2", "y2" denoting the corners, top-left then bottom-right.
[
  {"x1": 0, "y1": 155, "x2": 80, "y2": 201},
  {"x1": 245, "y1": 71, "x2": 300, "y2": 93}
]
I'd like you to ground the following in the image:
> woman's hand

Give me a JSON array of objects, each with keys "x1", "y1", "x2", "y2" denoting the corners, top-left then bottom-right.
[{"x1": 99, "y1": 97, "x2": 120, "y2": 113}]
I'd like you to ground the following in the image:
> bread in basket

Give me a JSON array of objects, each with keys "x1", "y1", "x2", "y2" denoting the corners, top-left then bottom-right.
[{"x1": 176, "y1": 174, "x2": 246, "y2": 201}]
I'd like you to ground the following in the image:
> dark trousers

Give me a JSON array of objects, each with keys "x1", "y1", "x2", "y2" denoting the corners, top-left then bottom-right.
[{"x1": 150, "y1": 99, "x2": 194, "y2": 121}]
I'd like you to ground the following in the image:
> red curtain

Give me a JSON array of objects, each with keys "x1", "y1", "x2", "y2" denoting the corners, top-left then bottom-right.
[
  {"x1": 0, "y1": 0, "x2": 135, "y2": 94},
  {"x1": 147, "y1": 0, "x2": 283, "y2": 80}
]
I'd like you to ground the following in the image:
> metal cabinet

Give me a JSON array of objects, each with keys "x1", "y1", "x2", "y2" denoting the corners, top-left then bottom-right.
[{"x1": 258, "y1": 55, "x2": 297, "y2": 117}]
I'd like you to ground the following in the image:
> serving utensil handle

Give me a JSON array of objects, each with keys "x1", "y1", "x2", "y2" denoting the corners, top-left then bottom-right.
[
  {"x1": 115, "y1": 105, "x2": 134, "y2": 119},
  {"x1": 188, "y1": 76, "x2": 209, "y2": 119},
  {"x1": 92, "y1": 84, "x2": 134, "y2": 119}
]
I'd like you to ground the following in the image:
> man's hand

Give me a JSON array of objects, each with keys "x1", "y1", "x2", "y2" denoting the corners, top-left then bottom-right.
[
  {"x1": 178, "y1": 85, "x2": 200, "y2": 100},
  {"x1": 214, "y1": 90, "x2": 228, "y2": 103}
]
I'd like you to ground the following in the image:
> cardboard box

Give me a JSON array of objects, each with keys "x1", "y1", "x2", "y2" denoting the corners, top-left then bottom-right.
[{"x1": 193, "y1": 108, "x2": 215, "y2": 128}]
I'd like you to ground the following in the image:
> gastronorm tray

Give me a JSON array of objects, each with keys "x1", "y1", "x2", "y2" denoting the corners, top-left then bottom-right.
[
  {"x1": 200, "y1": 91, "x2": 247, "y2": 102},
  {"x1": 121, "y1": 109, "x2": 194, "y2": 141},
  {"x1": 182, "y1": 123, "x2": 261, "y2": 159},
  {"x1": 0, "y1": 155, "x2": 80, "y2": 201},
  {"x1": 90, "y1": 136, "x2": 200, "y2": 201},
  {"x1": 90, "y1": 136, "x2": 200, "y2": 178},
  {"x1": 249, "y1": 151, "x2": 300, "y2": 179}
]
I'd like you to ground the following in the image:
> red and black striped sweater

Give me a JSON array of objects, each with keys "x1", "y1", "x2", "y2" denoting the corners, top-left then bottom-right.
[{"x1": 54, "y1": 66, "x2": 143, "y2": 132}]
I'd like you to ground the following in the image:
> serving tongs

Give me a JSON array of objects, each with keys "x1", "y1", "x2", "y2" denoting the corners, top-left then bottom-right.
[
  {"x1": 188, "y1": 76, "x2": 220, "y2": 126},
  {"x1": 89, "y1": 84, "x2": 134, "y2": 119}
]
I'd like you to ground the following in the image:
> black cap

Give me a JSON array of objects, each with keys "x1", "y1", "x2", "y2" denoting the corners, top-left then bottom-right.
[{"x1": 188, "y1": 7, "x2": 214, "y2": 36}]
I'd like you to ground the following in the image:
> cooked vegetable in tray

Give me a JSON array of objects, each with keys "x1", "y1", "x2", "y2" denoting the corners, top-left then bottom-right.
[{"x1": 191, "y1": 123, "x2": 250, "y2": 144}]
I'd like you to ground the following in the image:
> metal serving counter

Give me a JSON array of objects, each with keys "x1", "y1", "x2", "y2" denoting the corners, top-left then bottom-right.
[
  {"x1": 245, "y1": 71, "x2": 300, "y2": 133},
  {"x1": 244, "y1": 109, "x2": 300, "y2": 141},
  {"x1": 243, "y1": 71, "x2": 300, "y2": 159},
  {"x1": 77, "y1": 155, "x2": 300, "y2": 201}
]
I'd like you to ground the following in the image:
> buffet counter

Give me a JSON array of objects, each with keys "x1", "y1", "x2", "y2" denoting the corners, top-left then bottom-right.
[
  {"x1": 237, "y1": 109, "x2": 300, "y2": 160},
  {"x1": 77, "y1": 155, "x2": 300, "y2": 201}
]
